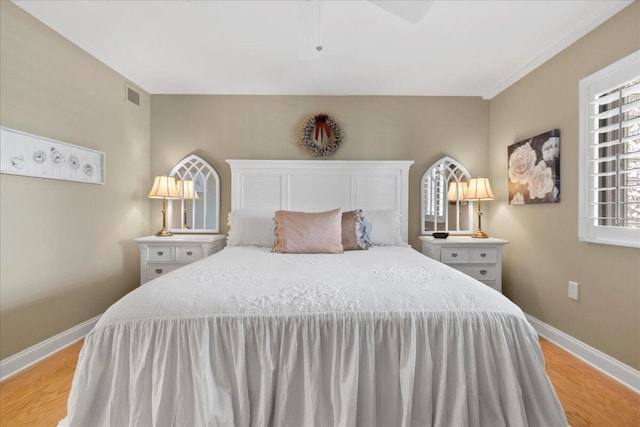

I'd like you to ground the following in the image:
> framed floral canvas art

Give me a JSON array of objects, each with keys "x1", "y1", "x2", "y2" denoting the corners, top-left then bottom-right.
[{"x1": 508, "y1": 129, "x2": 560, "y2": 205}]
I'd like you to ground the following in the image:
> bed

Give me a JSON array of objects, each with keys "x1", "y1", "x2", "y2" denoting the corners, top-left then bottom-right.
[{"x1": 59, "y1": 160, "x2": 567, "y2": 427}]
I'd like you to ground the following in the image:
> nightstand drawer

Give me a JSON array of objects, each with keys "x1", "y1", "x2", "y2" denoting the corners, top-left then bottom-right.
[
  {"x1": 457, "y1": 265, "x2": 496, "y2": 281},
  {"x1": 442, "y1": 248, "x2": 468, "y2": 263},
  {"x1": 420, "y1": 236, "x2": 508, "y2": 293},
  {"x1": 468, "y1": 248, "x2": 497, "y2": 263},
  {"x1": 147, "y1": 247, "x2": 174, "y2": 262},
  {"x1": 479, "y1": 280, "x2": 498, "y2": 291},
  {"x1": 176, "y1": 246, "x2": 203, "y2": 262},
  {"x1": 146, "y1": 263, "x2": 181, "y2": 280},
  {"x1": 135, "y1": 235, "x2": 226, "y2": 285}
]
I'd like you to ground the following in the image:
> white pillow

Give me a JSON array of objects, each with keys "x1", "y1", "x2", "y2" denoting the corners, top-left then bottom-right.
[
  {"x1": 227, "y1": 210, "x2": 275, "y2": 247},
  {"x1": 362, "y1": 209, "x2": 403, "y2": 246}
]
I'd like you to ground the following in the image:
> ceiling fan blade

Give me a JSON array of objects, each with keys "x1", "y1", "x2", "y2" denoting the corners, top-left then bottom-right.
[{"x1": 369, "y1": 0, "x2": 433, "y2": 24}]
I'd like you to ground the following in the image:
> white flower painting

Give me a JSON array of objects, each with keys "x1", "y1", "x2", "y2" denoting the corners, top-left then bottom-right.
[
  {"x1": 508, "y1": 130, "x2": 560, "y2": 205},
  {"x1": 0, "y1": 127, "x2": 104, "y2": 184}
]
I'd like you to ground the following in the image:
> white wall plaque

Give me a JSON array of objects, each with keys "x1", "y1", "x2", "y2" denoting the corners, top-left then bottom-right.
[{"x1": 0, "y1": 127, "x2": 104, "y2": 184}]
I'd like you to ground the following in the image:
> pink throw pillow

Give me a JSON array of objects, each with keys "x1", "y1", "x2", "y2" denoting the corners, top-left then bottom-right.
[{"x1": 274, "y1": 209, "x2": 344, "y2": 254}]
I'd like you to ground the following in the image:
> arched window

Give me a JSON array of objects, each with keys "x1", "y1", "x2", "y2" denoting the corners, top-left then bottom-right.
[
  {"x1": 167, "y1": 154, "x2": 220, "y2": 233},
  {"x1": 421, "y1": 156, "x2": 473, "y2": 235}
]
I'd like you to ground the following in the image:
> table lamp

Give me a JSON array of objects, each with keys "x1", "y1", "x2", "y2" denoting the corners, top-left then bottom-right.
[
  {"x1": 464, "y1": 177, "x2": 494, "y2": 238},
  {"x1": 177, "y1": 179, "x2": 199, "y2": 229},
  {"x1": 447, "y1": 180, "x2": 469, "y2": 203},
  {"x1": 148, "y1": 176, "x2": 180, "y2": 236}
]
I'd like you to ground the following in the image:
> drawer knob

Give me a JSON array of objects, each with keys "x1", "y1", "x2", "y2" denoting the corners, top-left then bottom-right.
[
  {"x1": 157, "y1": 251, "x2": 164, "y2": 256},
  {"x1": 186, "y1": 251, "x2": 193, "y2": 256},
  {"x1": 481, "y1": 253, "x2": 487, "y2": 258},
  {"x1": 451, "y1": 253, "x2": 458, "y2": 258},
  {"x1": 480, "y1": 270, "x2": 487, "y2": 275},
  {"x1": 155, "y1": 269, "x2": 163, "y2": 274}
]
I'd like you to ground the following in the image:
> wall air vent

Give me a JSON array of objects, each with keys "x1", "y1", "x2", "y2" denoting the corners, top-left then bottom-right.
[{"x1": 127, "y1": 86, "x2": 140, "y2": 106}]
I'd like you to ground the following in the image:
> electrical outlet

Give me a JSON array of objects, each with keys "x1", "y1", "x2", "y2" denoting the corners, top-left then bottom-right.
[{"x1": 568, "y1": 281, "x2": 579, "y2": 301}]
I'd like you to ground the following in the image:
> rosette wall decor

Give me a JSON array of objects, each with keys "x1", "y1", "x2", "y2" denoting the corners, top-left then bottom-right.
[
  {"x1": 299, "y1": 113, "x2": 343, "y2": 158},
  {"x1": 0, "y1": 126, "x2": 104, "y2": 184}
]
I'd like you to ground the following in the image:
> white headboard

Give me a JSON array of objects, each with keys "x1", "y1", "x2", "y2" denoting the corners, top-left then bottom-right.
[{"x1": 227, "y1": 160, "x2": 414, "y2": 243}]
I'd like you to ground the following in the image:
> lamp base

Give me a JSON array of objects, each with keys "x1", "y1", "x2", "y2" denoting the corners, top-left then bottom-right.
[
  {"x1": 155, "y1": 228, "x2": 173, "y2": 237},
  {"x1": 471, "y1": 230, "x2": 489, "y2": 238},
  {"x1": 156, "y1": 198, "x2": 173, "y2": 236},
  {"x1": 183, "y1": 208, "x2": 191, "y2": 229}
]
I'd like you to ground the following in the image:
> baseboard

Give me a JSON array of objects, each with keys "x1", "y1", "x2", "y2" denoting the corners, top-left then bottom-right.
[
  {"x1": 0, "y1": 315, "x2": 100, "y2": 382},
  {"x1": 526, "y1": 313, "x2": 640, "y2": 394}
]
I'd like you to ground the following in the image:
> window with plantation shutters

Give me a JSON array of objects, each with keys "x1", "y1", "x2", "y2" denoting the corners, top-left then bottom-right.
[{"x1": 579, "y1": 50, "x2": 640, "y2": 248}]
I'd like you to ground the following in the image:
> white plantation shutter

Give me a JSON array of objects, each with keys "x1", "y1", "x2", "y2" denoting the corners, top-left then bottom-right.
[{"x1": 579, "y1": 50, "x2": 640, "y2": 248}]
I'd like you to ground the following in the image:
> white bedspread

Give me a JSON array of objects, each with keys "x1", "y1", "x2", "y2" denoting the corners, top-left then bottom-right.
[{"x1": 61, "y1": 246, "x2": 567, "y2": 427}]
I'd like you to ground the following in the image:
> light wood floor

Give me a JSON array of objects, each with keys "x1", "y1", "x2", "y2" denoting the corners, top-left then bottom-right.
[
  {"x1": 0, "y1": 340, "x2": 82, "y2": 427},
  {"x1": 538, "y1": 338, "x2": 639, "y2": 427},
  {"x1": 1, "y1": 338, "x2": 638, "y2": 426}
]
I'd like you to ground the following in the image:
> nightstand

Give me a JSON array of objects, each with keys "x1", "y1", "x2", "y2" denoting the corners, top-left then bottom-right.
[
  {"x1": 133, "y1": 234, "x2": 226, "y2": 284},
  {"x1": 419, "y1": 236, "x2": 509, "y2": 293}
]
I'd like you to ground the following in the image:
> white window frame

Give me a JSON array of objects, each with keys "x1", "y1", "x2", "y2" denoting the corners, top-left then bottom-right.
[{"x1": 578, "y1": 50, "x2": 640, "y2": 248}]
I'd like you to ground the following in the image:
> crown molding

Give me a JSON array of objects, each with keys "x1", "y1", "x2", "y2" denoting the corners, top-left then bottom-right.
[{"x1": 483, "y1": 1, "x2": 633, "y2": 100}]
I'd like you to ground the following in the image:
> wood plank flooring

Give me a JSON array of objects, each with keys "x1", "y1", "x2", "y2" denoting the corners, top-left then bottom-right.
[
  {"x1": 0, "y1": 341, "x2": 82, "y2": 427},
  {"x1": 539, "y1": 337, "x2": 639, "y2": 427},
  {"x1": 1, "y1": 338, "x2": 638, "y2": 426}
]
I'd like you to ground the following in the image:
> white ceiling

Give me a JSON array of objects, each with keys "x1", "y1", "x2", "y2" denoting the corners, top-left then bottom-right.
[{"x1": 13, "y1": 0, "x2": 632, "y2": 99}]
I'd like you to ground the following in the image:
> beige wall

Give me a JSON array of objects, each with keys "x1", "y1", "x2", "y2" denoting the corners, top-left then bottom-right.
[
  {"x1": 150, "y1": 95, "x2": 490, "y2": 250},
  {"x1": 0, "y1": 2, "x2": 151, "y2": 359},
  {"x1": 3, "y1": 0, "x2": 637, "y2": 373},
  {"x1": 488, "y1": 2, "x2": 640, "y2": 369}
]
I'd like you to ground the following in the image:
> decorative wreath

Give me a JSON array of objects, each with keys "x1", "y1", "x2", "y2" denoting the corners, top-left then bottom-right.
[{"x1": 299, "y1": 113, "x2": 343, "y2": 158}]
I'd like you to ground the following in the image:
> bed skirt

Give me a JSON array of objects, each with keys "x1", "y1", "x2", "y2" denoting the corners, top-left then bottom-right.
[{"x1": 60, "y1": 311, "x2": 567, "y2": 427}]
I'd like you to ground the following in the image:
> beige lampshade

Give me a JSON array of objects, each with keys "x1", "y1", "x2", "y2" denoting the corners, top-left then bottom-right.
[
  {"x1": 148, "y1": 176, "x2": 180, "y2": 199},
  {"x1": 176, "y1": 180, "x2": 200, "y2": 200},
  {"x1": 447, "y1": 181, "x2": 469, "y2": 202},
  {"x1": 464, "y1": 177, "x2": 495, "y2": 201}
]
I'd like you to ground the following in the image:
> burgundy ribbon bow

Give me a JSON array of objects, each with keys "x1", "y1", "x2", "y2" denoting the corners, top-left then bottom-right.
[{"x1": 313, "y1": 115, "x2": 332, "y2": 144}]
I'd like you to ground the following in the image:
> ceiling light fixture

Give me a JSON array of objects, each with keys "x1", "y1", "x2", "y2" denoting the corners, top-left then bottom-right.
[
  {"x1": 299, "y1": 0, "x2": 324, "y2": 59},
  {"x1": 315, "y1": 0, "x2": 323, "y2": 53}
]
